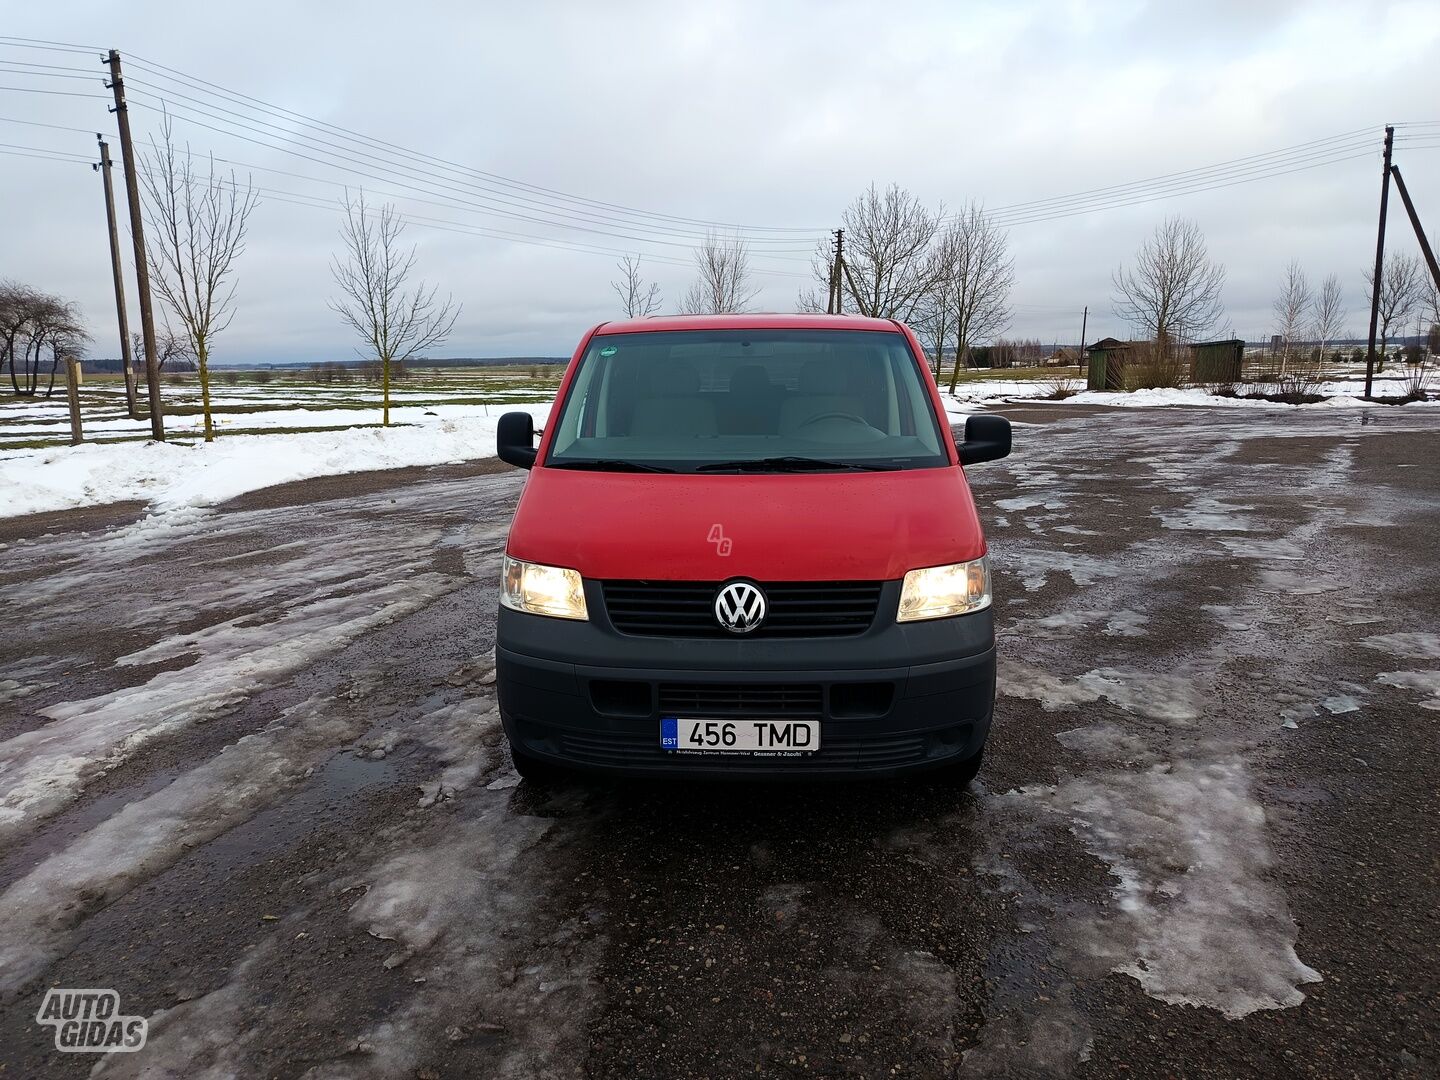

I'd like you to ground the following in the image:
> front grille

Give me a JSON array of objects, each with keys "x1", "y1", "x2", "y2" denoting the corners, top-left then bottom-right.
[
  {"x1": 658, "y1": 682, "x2": 823, "y2": 717},
  {"x1": 559, "y1": 728, "x2": 932, "y2": 771},
  {"x1": 602, "y1": 580, "x2": 883, "y2": 638}
]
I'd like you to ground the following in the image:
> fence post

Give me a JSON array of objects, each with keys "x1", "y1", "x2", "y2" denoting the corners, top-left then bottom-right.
[{"x1": 66, "y1": 357, "x2": 84, "y2": 445}]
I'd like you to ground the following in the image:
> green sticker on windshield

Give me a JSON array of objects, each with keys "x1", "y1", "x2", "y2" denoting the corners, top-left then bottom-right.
[{"x1": 600, "y1": 345, "x2": 617, "y2": 357}]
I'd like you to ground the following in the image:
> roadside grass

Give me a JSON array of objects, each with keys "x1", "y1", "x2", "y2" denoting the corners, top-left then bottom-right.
[
  {"x1": 938, "y1": 365, "x2": 1081, "y2": 384},
  {"x1": 0, "y1": 433, "x2": 156, "y2": 451},
  {"x1": 0, "y1": 422, "x2": 408, "y2": 452}
]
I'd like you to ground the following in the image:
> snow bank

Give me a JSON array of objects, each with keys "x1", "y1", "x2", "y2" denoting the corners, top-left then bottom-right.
[
  {"x1": 945, "y1": 383, "x2": 1437, "y2": 410},
  {"x1": 0, "y1": 406, "x2": 548, "y2": 519}
]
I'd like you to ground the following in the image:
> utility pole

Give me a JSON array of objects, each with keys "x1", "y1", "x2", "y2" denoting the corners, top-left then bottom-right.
[
  {"x1": 94, "y1": 136, "x2": 138, "y2": 419},
  {"x1": 825, "y1": 232, "x2": 836, "y2": 314},
  {"x1": 1389, "y1": 166, "x2": 1440, "y2": 294},
  {"x1": 104, "y1": 48, "x2": 164, "y2": 439},
  {"x1": 1077, "y1": 305, "x2": 1088, "y2": 377},
  {"x1": 826, "y1": 229, "x2": 845, "y2": 315},
  {"x1": 1364, "y1": 125, "x2": 1394, "y2": 399}
]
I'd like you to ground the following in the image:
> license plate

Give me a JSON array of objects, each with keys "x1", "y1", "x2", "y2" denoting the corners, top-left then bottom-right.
[{"x1": 661, "y1": 718, "x2": 820, "y2": 754}]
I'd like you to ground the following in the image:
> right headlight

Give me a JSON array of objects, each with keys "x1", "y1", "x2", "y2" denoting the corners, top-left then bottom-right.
[
  {"x1": 500, "y1": 554, "x2": 589, "y2": 620},
  {"x1": 897, "y1": 556, "x2": 991, "y2": 622}
]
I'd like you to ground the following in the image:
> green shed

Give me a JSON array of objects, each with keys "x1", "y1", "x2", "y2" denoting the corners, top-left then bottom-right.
[
  {"x1": 1085, "y1": 338, "x2": 1131, "y2": 390},
  {"x1": 1190, "y1": 339, "x2": 1245, "y2": 384}
]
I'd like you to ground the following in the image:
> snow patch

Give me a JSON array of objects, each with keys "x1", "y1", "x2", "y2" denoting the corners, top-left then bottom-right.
[
  {"x1": 995, "y1": 494, "x2": 1068, "y2": 512},
  {"x1": 996, "y1": 550, "x2": 1124, "y2": 592},
  {"x1": 1006, "y1": 759, "x2": 1322, "y2": 1018},
  {"x1": 1376, "y1": 670, "x2": 1440, "y2": 710},
  {"x1": 1361, "y1": 632, "x2": 1440, "y2": 660},
  {"x1": 0, "y1": 693, "x2": 369, "y2": 995},
  {"x1": 1218, "y1": 537, "x2": 1305, "y2": 561},
  {"x1": 1055, "y1": 723, "x2": 1156, "y2": 764},
  {"x1": 0, "y1": 570, "x2": 455, "y2": 841},
  {"x1": 324, "y1": 806, "x2": 600, "y2": 1078},
  {"x1": 0, "y1": 405, "x2": 548, "y2": 519},
  {"x1": 999, "y1": 662, "x2": 1199, "y2": 724},
  {"x1": 1156, "y1": 497, "x2": 1256, "y2": 533}
]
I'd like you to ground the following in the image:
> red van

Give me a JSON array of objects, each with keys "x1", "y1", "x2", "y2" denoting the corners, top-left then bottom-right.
[{"x1": 494, "y1": 314, "x2": 1009, "y2": 783}]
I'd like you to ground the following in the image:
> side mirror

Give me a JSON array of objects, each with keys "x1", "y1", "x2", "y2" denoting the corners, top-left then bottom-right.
[
  {"x1": 497, "y1": 411, "x2": 537, "y2": 469},
  {"x1": 958, "y1": 414, "x2": 1011, "y2": 465}
]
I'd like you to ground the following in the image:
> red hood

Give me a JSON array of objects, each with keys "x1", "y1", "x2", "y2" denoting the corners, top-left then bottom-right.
[{"x1": 506, "y1": 466, "x2": 986, "y2": 581}]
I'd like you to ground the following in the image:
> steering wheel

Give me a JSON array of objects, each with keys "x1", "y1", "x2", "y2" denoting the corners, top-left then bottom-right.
[{"x1": 801, "y1": 411, "x2": 869, "y2": 427}]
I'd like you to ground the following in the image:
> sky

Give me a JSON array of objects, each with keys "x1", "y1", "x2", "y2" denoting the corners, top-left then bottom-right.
[{"x1": 2, "y1": 0, "x2": 1438, "y2": 364}]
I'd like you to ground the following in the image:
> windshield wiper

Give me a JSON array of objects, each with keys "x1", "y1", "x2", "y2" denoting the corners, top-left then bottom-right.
[
  {"x1": 548, "y1": 458, "x2": 676, "y2": 473},
  {"x1": 694, "y1": 456, "x2": 899, "y2": 473}
]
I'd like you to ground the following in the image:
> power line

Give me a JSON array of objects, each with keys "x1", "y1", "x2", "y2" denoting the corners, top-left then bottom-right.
[
  {"x1": 985, "y1": 146, "x2": 1382, "y2": 229},
  {"x1": 111, "y1": 88, "x2": 818, "y2": 260},
  {"x1": 0, "y1": 40, "x2": 1426, "y2": 279},
  {"x1": 0, "y1": 143, "x2": 811, "y2": 278},
  {"x1": 0, "y1": 84, "x2": 110, "y2": 99},
  {"x1": 115, "y1": 76, "x2": 822, "y2": 246},
  {"x1": 0, "y1": 115, "x2": 100, "y2": 135},
  {"x1": 0, "y1": 36, "x2": 103, "y2": 55},
  {"x1": 979, "y1": 127, "x2": 1376, "y2": 218},
  {"x1": 0, "y1": 38, "x2": 827, "y2": 243},
  {"x1": 0, "y1": 59, "x2": 101, "y2": 74},
  {"x1": 119, "y1": 83, "x2": 818, "y2": 251},
  {"x1": 0, "y1": 42, "x2": 1411, "y2": 249},
  {"x1": 124, "y1": 52, "x2": 829, "y2": 236},
  {"x1": 0, "y1": 144, "x2": 92, "y2": 162}
]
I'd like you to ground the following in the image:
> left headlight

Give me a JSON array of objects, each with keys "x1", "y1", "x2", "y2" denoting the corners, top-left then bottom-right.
[
  {"x1": 897, "y1": 556, "x2": 991, "y2": 622},
  {"x1": 500, "y1": 554, "x2": 589, "y2": 620}
]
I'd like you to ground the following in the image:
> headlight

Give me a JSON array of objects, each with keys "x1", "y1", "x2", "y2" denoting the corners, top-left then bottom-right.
[
  {"x1": 897, "y1": 557, "x2": 991, "y2": 622},
  {"x1": 500, "y1": 554, "x2": 588, "y2": 620}
]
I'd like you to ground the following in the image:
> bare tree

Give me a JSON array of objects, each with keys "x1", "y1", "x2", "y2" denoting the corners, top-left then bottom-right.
[
  {"x1": 820, "y1": 184, "x2": 939, "y2": 320},
  {"x1": 1271, "y1": 261, "x2": 1312, "y2": 376},
  {"x1": 913, "y1": 269, "x2": 955, "y2": 376},
  {"x1": 794, "y1": 285, "x2": 827, "y2": 314},
  {"x1": 1112, "y1": 217, "x2": 1227, "y2": 348},
  {"x1": 0, "y1": 281, "x2": 37, "y2": 396},
  {"x1": 1364, "y1": 253, "x2": 1425, "y2": 371},
  {"x1": 35, "y1": 299, "x2": 88, "y2": 398},
  {"x1": 0, "y1": 284, "x2": 87, "y2": 397},
  {"x1": 140, "y1": 114, "x2": 259, "y2": 442},
  {"x1": 1309, "y1": 272, "x2": 1347, "y2": 366},
  {"x1": 680, "y1": 233, "x2": 759, "y2": 315},
  {"x1": 939, "y1": 204, "x2": 1014, "y2": 392},
  {"x1": 1422, "y1": 281, "x2": 1440, "y2": 359},
  {"x1": 611, "y1": 255, "x2": 663, "y2": 318},
  {"x1": 131, "y1": 328, "x2": 196, "y2": 372},
  {"x1": 330, "y1": 192, "x2": 460, "y2": 426}
]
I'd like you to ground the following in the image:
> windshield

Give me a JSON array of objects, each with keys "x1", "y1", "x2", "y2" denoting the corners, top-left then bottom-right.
[{"x1": 543, "y1": 329, "x2": 950, "y2": 473}]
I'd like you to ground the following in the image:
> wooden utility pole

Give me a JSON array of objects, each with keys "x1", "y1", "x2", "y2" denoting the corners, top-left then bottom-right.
[
  {"x1": 1077, "y1": 305, "x2": 1088, "y2": 377},
  {"x1": 94, "y1": 136, "x2": 138, "y2": 419},
  {"x1": 1389, "y1": 166, "x2": 1440, "y2": 294},
  {"x1": 104, "y1": 48, "x2": 165, "y2": 439},
  {"x1": 1364, "y1": 125, "x2": 1394, "y2": 399},
  {"x1": 826, "y1": 229, "x2": 845, "y2": 315}
]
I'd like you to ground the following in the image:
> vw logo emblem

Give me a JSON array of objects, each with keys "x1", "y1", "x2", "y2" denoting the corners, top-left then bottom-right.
[{"x1": 714, "y1": 580, "x2": 766, "y2": 634}]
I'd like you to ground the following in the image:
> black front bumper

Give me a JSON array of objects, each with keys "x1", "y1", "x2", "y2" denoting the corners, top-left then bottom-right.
[{"x1": 496, "y1": 581, "x2": 995, "y2": 779}]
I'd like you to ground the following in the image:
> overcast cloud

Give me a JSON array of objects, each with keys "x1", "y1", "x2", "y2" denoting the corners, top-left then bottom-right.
[{"x1": 2, "y1": 0, "x2": 1437, "y2": 363}]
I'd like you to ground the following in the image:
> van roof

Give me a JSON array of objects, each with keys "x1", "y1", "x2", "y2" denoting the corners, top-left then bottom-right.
[{"x1": 596, "y1": 313, "x2": 903, "y2": 335}]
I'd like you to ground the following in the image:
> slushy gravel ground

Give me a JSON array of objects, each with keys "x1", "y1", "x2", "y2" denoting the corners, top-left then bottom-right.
[{"x1": 0, "y1": 404, "x2": 1435, "y2": 1078}]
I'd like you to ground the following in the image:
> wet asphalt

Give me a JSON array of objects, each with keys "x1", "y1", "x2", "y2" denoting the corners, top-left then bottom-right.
[{"x1": 0, "y1": 403, "x2": 1436, "y2": 1079}]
